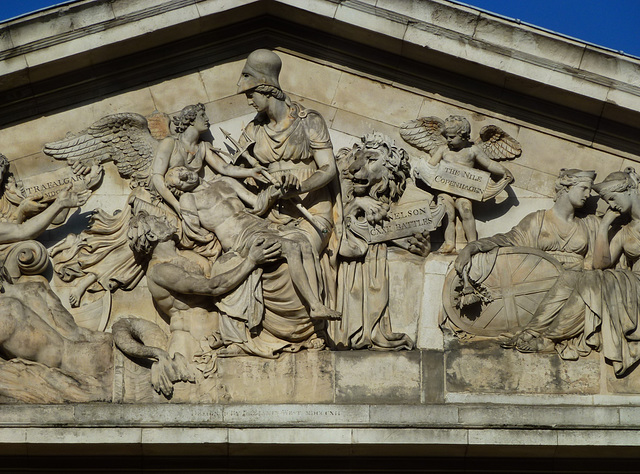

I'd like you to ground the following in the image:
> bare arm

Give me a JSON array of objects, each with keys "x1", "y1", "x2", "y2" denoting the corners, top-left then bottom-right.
[
  {"x1": 0, "y1": 187, "x2": 88, "y2": 243},
  {"x1": 218, "y1": 176, "x2": 259, "y2": 208},
  {"x1": 151, "y1": 138, "x2": 181, "y2": 213},
  {"x1": 205, "y1": 146, "x2": 265, "y2": 182},
  {"x1": 428, "y1": 146, "x2": 446, "y2": 166},
  {"x1": 150, "y1": 239, "x2": 281, "y2": 297},
  {"x1": 593, "y1": 209, "x2": 623, "y2": 269}
]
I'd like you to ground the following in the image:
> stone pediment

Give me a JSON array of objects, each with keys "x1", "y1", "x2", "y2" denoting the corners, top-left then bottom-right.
[{"x1": 1, "y1": 0, "x2": 640, "y2": 466}]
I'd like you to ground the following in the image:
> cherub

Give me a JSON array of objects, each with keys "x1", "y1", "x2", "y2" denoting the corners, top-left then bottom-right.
[
  {"x1": 401, "y1": 115, "x2": 521, "y2": 253},
  {"x1": 165, "y1": 166, "x2": 341, "y2": 321}
]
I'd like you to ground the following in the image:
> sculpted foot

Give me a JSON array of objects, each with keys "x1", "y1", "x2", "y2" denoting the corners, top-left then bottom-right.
[
  {"x1": 69, "y1": 288, "x2": 84, "y2": 308},
  {"x1": 515, "y1": 332, "x2": 554, "y2": 353},
  {"x1": 310, "y1": 305, "x2": 342, "y2": 321},
  {"x1": 303, "y1": 336, "x2": 325, "y2": 350},
  {"x1": 439, "y1": 242, "x2": 457, "y2": 254}
]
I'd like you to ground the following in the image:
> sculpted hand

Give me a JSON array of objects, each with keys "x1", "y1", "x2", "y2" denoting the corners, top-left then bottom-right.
[
  {"x1": 55, "y1": 185, "x2": 90, "y2": 209},
  {"x1": 248, "y1": 166, "x2": 269, "y2": 184},
  {"x1": 407, "y1": 230, "x2": 431, "y2": 257},
  {"x1": 251, "y1": 185, "x2": 281, "y2": 215},
  {"x1": 602, "y1": 208, "x2": 620, "y2": 226},
  {"x1": 248, "y1": 238, "x2": 282, "y2": 265},
  {"x1": 280, "y1": 174, "x2": 300, "y2": 198},
  {"x1": 454, "y1": 245, "x2": 475, "y2": 275},
  {"x1": 17, "y1": 194, "x2": 47, "y2": 219}
]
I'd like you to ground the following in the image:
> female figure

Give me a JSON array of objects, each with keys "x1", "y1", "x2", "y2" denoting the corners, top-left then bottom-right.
[
  {"x1": 236, "y1": 50, "x2": 339, "y2": 256},
  {"x1": 452, "y1": 169, "x2": 600, "y2": 357},
  {"x1": 455, "y1": 168, "x2": 598, "y2": 274}
]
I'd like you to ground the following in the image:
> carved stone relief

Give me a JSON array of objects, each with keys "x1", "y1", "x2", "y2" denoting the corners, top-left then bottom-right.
[{"x1": 0, "y1": 45, "x2": 638, "y2": 405}]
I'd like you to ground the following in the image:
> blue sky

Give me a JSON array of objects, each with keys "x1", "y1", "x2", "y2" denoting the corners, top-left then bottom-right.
[{"x1": 2, "y1": 0, "x2": 640, "y2": 57}]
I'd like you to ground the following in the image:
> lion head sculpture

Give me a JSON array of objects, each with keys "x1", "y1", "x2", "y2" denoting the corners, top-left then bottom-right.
[{"x1": 338, "y1": 132, "x2": 411, "y2": 204}]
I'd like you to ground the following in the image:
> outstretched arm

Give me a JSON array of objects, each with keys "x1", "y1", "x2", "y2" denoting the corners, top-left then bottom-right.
[
  {"x1": 0, "y1": 186, "x2": 89, "y2": 243},
  {"x1": 205, "y1": 146, "x2": 266, "y2": 182}
]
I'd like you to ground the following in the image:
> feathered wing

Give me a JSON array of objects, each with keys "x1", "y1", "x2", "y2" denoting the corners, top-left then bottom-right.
[
  {"x1": 43, "y1": 113, "x2": 161, "y2": 185},
  {"x1": 477, "y1": 125, "x2": 522, "y2": 161},
  {"x1": 399, "y1": 116, "x2": 447, "y2": 155}
]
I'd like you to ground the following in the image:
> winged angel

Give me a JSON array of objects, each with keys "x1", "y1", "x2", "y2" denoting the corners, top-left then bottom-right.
[
  {"x1": 400, "y1": 115, "x2": 521, "y2": 253},
  {"x1": 45, "y1": 105, "x2": 263, "y2": 313}
]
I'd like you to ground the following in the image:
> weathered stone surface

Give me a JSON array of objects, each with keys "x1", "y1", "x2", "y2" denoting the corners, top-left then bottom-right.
[
  {"x1": 445, "y1": 339, "x2": 601, "y2": 394},
  {"x1": 335, "y1": 351, "x2": 421, "y2": 404}
]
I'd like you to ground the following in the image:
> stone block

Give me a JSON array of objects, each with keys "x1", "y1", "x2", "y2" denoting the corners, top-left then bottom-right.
[
  {"x1": 352, "y1": 427, "x2": 468, "y2": 449},
  {"x1": 280, "y1": 54, "x2": 342, "y2": 106},
  {"x1": 605, "y1": 362, "x2": 640, "y2": 395},
  {"x1": 227, "y1": 427, "x2": 353, "y2": 456},
  {"x1": 149, "y1": 72, "x2": 210, "y2": 115},
  {"x1": 141, "y1": 427, "x2": 228, "y2": 456},
  {"x1": 287, "y1": 94, "x2": 338, "y2": 127},
  {"x1": 459, "y1": 405, "x2": 619, "y2": 428},
  {"x1": 417, "y1": 255, "x2": 451, "y2": 351},
  {"x1": 422, "y1": 350, "x2": 445, "y2": 403},
  {"x1": 580, "y1": 47, "x2": 640, "y2": 88},
  {"x1": 473, "y1": 15, "x2": 584, "y2": 69},
  {"x1": 335, "y1": 351, "x2": 421, "y2": 404},
  {"x1": 74, "y1": 405, "x2": 223, "y2": 426},
  {"x1": 223, "y1": 404, "x2": 368, "y2": 425},
  {"x1": 331, "y1": 109, "x2": 402, "y2": 144},
  {"x1": 526, "y1": 168, "x2": 556, "y2": 198},
  {"x1": 466, "y1": 428, "x2": 557, "y2": 458},
  {"x1": 0, "y1": 405, "x2": 75, "y2": 426},
  {"x1": 0, "y1": 106, "x2": 95, "y2": 159},
  {"x1": 334, "y1": 4, "x2": 406, "y2": 55},
  {"x1": 91, "y1": 88, "x2": 157, "y2": 119},
  {"x1": 369, "y1": 404, "x2": 455, "y2": 425},
  {"x1": 445, "y1": 339, "x2": 601, "y2": 395},
  {"x1": 207, "y1": 95, "x2": 255, "y2": 126},
  {"x1": 200, "y1": 58, "x2": 246, "y2": 102},
  {"x1": 290, "y1": 350, "x2": 335, "y2": 403},
  {"x1": 209, "y1": 352, "x2": 325, "y2": 405},
  {"x1": 211, "y1": 353, "x2": 297, "y2": 403},
  {"x1": 332, "y1": 73, "x2": 422, "y2": 127}
]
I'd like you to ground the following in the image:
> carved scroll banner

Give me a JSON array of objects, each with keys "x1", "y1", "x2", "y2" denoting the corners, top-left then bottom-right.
[
  {"x1": 348, "y1": 200, "x2": 444, "y2": 244},
  {"x1": 426, "y1": 161, "x2": 490, "y2": 201},
  {"x1": 17, "y1": 167, "x2": 87, "y2": 201}
]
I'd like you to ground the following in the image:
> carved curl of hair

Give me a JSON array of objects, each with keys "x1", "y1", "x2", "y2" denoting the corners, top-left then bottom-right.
[
  {"x1": 253, "y1": 84, "x2": 286, "y2": 101},
  {"x1": 345, "y1": 133, "x2": 411, "y2": 204},
  {"x1": 172, "y1": 103, "x2": 206, "y2": 133},
  {"x1": 127, "y1": 211, "x2": 174, "y2": 258},
  {"x1": 443, "y1": 115, "x2": 471, "y2": 140}
]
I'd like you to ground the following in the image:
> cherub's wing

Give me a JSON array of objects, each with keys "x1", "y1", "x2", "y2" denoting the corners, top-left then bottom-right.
[
  {"x1": 399, "y1": 116, "x2": 447, "y2": 155},
  {"x1": 477, "y1": 125, "x2": 522, "y2": 161},
  {"x1": 43, "y1": 113, "x2": 158, "y2": 182}
]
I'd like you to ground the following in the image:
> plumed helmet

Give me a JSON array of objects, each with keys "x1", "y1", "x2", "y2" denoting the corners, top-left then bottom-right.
[{"x1": 237, "y1": 49, "x2": 282, "y2": 93}]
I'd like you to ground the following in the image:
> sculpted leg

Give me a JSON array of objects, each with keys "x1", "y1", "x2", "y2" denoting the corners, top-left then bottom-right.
[
  {"x1": 281, "y1": 239, "x2": 341, "y2": 321},
  {"x1": 439, "y1": 194, "x2": 457, "y2": 253},
  {"x1": 69, "y1": 273, "x2": 98, "y2": 307},
  {"x1": 455, "y1": 197, "x2": 477, "y2": 242}
]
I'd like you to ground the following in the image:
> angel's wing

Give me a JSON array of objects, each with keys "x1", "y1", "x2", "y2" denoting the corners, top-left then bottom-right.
[
  {"x1": 477, "y1": 125, "x2": 522, "y2": 161},
  {"x1": 399, "y1": 116, "x2": 447, "y2": 156},
  {"x1": 43, "y1": 113, "x2": 160, "y2": 183}
]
